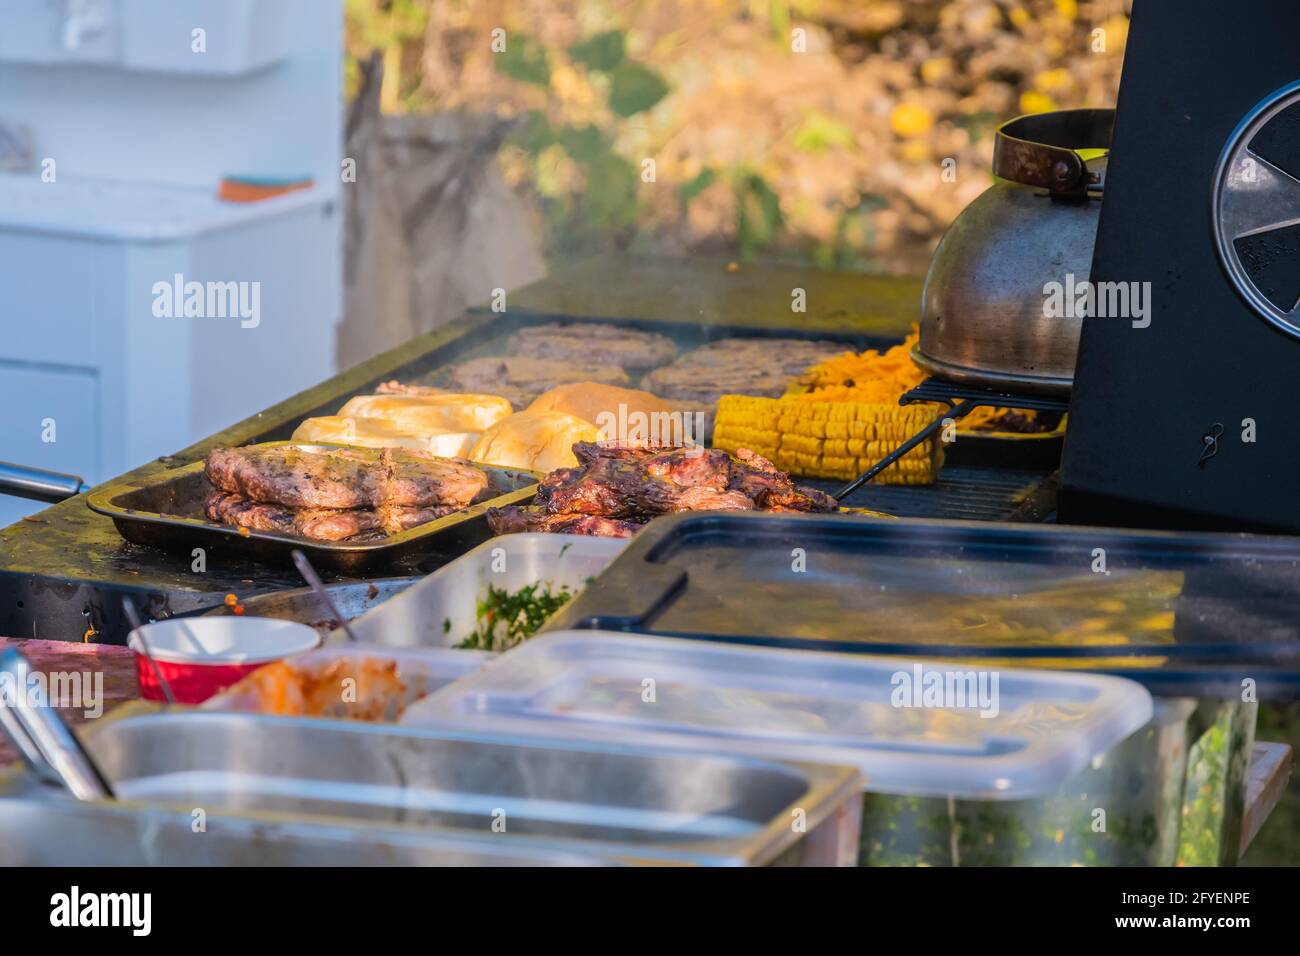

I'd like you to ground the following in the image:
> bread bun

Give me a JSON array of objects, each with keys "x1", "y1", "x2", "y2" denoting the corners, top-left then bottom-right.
[
  {"x1": 527, "y1": 382, "x2": 709, "y2": 445},
  {"x1": 338, "y1": 393, "x2": 512, "y2": 432},
  {"x1": 291, "y1": 416, "x2": 478, "y2": 458},
  {"x1": 469, "y1": 411, "x2": 600, "y2": 472}
]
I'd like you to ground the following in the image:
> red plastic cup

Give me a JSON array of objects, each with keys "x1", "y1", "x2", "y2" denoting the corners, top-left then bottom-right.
[{"x1": 128, "y1": 617, "x2": 321, "y2": 704}]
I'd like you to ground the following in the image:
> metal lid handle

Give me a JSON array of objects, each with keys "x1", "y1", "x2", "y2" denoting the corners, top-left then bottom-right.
[{"x1": 993, "y1": 108, "x2": 1114, "y2": 198}]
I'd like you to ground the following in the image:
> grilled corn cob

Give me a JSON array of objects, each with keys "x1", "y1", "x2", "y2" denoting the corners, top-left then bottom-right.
[{"x1": 713, "y1": 395, "x2": 943, "y2": 484}]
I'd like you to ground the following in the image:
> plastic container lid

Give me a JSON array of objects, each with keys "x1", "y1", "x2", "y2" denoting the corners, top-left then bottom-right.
[
  {"x1": 548, "y1": 511, "x2": 1300, "y2": 697},
  {"x1": 403, "y1": 630, "x2": 1154, "y2": 801}
]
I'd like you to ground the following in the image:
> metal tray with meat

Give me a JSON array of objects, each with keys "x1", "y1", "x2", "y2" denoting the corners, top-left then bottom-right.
[{"x1": 87, "y1": 442, "x2": 540, "y2": 573}]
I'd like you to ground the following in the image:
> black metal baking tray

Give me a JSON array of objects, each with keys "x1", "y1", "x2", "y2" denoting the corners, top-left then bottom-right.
[
  {"x1": 552, "y1": 511, "x2": 1300, "y2": 697},
  {"x1": 86, "y1": 443, "x2": 540, "y2": 573}
]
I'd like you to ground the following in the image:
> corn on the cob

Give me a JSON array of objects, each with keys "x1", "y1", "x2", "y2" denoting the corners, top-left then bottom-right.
[{"x1": 713, "y1": 394, "x2": 944, "y2": 484}]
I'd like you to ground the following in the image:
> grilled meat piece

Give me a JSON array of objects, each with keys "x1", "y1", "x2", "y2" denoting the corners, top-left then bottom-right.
[
  {"x1": 206, "y1": 446, "x2": 377, "y2": 510},
  {"x1": 379, "y1": 448, "x2": 487, "y2": 508},
  {"x1": 644, "y1": 446, "x2": 733, "y2": 487},
  {"x1": 539, "y1": 455, "x2": 651, "y2": 518},
  {"x1": 641, "y1": 337, "x2": 846, "y2": 406},
  {"x1": 205, "y1": 492, "x2": 457, "y2": 541},
  {"x1": 571, "y1": 441, "x2": 658, "y2": 466},
  {"x1": 728, "y1": 447, "x2": 838, "y2": 512},
  {"x1": 205, "y1": 492, "x2": 298, "y2": 535},
  {"x1": 492, "y1": 442, "x2": 835, "y2": 539},
  {"x1": 507, "y1": 322, "x2": 677, "y2": 373},
  {"x1": 205, "y1": 446, "x2": 488, "y2": 510},
  {"x1": 204, "y1": 492, "x2": 380, "y2": 541},
  {"x1": 437, "y1": 356, "x2": 630, "y2": 409},
  {"x1": 486, "y1": 506, "x2": 644, "y2": 538},
  {"x1": 378, "y1": 502, "x2": 459, "y2": 532},
  {"x1": 543, "y1": 447, "x2": 753, "y2": 518}
]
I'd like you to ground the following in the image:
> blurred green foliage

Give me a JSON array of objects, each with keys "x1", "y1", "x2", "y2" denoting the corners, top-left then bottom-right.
[
  {"x1": 567, "y1": 30, "x2": 625, "y2": 72},
  {"x1": 344, "y1": 1, "x2": 1133, "y2": 275},
  {"x1": 496, "y1": 34, "x2": 551, "y2": 87},
  {"x1": 491, "y1": 29, "x2": 671, "y2": 257}
]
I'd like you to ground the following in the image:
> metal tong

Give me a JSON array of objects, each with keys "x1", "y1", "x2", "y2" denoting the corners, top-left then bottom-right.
[{"x1": 0, "y1": 647, "x2": 114, "y2": 800}]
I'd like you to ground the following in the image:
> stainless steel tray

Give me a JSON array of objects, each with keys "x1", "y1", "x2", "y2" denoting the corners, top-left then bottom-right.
[
  {"x1": 343, "y1": 533, "x2": 629, "y2": 649},
  {"x1": 0, "y1": 774, "x2": 628, "y2": 866},
  {"x1": 86, "y1": 442, "x2": 541, "y2": 573},
  {"x1": 46, "y1": 710, "x2": 862, "y2": 866}
]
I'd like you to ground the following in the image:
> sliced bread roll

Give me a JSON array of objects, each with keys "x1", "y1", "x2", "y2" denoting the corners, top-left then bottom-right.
[
  {"x1": 469, "y1": 411, "x2": 601, "y2": 473},
  {"x1": 291, "y1": 416, "x2": 478, "y2": 458},
  {"x1": 337, "y1": 393, "x2": 512, "y2": 432}
]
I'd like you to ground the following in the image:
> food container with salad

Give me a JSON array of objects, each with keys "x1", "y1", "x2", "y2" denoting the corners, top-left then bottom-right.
[{"x1": 341, "y1": 532, "x2": 630, "y2": 652}]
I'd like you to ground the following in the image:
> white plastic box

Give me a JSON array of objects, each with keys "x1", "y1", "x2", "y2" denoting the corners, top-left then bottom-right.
[
  {"x1": 0, "y1": 0, "x2": 292, "y2": 76},
  {"x1": 0, "y1": 174, "x2": 338, "y2": 529}
]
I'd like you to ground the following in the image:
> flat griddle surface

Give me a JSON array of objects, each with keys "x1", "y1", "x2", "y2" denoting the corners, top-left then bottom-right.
[{"x1": 0, "y1": 256, "x2": 1051, "y2": 643}]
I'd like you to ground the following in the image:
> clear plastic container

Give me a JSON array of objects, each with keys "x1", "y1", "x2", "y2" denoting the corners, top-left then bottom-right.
[{"x1": 405, "y1": 630, "x2": 1163, "y2": 865}]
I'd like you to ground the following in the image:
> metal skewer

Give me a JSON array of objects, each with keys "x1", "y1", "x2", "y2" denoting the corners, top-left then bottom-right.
[
  {"x1": 291, "y1": 549, "x2": 360, "y2": 642},
  {"x1": 122, "y1": 596, "x2": 176, "y2": 706}
]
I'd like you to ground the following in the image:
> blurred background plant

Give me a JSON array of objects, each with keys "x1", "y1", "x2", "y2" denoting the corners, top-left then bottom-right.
[{"x1": 345, "y1": 0, "x2": 1131, "y2": 275}]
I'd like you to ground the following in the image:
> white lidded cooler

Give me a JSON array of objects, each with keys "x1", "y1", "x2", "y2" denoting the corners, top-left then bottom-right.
[
  {"x1": 403, "y1": 630, "x2": 1175, "y2": 866},
  {"x1": 0, "y1": 0, "x2": 293, "y2": 75},
  {"x1": 0, "y1": 0, "x2": 341, "y2": 529},
  {"x1": 341, "y1": 534, "x2": 631, "y2": 650}
]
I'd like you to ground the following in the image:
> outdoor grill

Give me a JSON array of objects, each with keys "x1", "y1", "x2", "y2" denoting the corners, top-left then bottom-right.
[
  {"x1": 3, "y1": 0, "x2": 1299, "y2": 880},
  {"x1": 2, "y1": 256, "x2": 1063, "y2": 644}
]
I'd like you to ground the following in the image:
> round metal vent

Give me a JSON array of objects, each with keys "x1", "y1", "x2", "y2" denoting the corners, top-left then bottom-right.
[{"x1": 1214, "y1": 81, "x2": 1300, "y2": 337}]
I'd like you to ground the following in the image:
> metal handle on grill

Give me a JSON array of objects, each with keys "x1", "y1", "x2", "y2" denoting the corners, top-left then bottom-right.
[
  {"x1": 0, "y1": 461, "x2": 87, "y2": 503},
  {"x1": 0, "y1": 647, "x2": 115, "y2": 800}
]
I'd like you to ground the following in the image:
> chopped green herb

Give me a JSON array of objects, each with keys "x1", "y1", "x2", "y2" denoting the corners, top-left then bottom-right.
[
  {"x1": 442, "y1": 618, "x2": 451, "y2": 634},
  {"x1": 456, "y1": 582, "x2": 575, "y2": 652}
]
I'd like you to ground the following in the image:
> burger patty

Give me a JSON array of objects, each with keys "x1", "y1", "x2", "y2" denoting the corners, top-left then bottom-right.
[
  {"x1": 641, "y1": 338, "x2": 848, "y2": 405},
  {"x1": 507, "y1": 322, "x2": 677, "y2": 372},
  {"x1": 437, "y1": 356, "x2": 630, "y2": 409}
]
